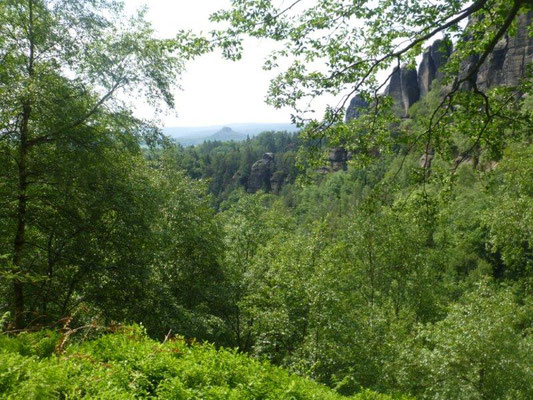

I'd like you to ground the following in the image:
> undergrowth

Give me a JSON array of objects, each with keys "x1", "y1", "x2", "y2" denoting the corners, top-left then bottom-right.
[{"x1": 0, "y1": 325, "x2": 410, "y2": 399}]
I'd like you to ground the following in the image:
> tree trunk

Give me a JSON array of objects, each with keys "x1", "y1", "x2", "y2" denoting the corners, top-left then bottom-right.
[
  {"x1": 12, "y1": 0, "x2": 35, "y2": 330},
  {"x1": 13, "y1": 102, "x2": 30, "y2": 330}
]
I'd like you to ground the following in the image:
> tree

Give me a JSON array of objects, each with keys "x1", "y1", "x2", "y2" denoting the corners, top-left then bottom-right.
[
  {"x1": 393, "y1": 280, "x2": 533, "y2": 399},
  {"x1": 218, "y1": 192, "x2": 283, "y2": 350},
  {"x1": 0, "y1": 0, "x2": 207, "y2": 329},
  {"x1": 483, "y1": 144, "x2": 533, "y2": 282},
  {"x1": 142, "y1": 147, "x2": 228, "y2": 340}
]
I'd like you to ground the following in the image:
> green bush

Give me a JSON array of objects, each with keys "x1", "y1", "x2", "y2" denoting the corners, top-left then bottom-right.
[{"x1": 0, "y1": 326, "x2": 408, "y2": 399}]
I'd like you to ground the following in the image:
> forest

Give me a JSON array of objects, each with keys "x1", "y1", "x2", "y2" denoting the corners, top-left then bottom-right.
[{"x1": 1, "y1": 0, "x2": 533, "y2": 399}]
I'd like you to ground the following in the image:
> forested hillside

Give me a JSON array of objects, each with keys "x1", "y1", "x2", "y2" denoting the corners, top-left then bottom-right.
[
  {"x1": 159, "y1": 131, "x2": 300, "y2": 203},
  {"x1": 2, "y1": 0, "x2": 533, "y2": 399}
]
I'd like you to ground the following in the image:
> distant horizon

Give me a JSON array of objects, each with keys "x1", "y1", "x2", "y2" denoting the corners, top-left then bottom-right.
[
  {"x1": 163, "y1": 122, "x2": 299, "y2": 145},
  {"x1": 163, "y1": 121, "x2": 296, "y2": 129}
]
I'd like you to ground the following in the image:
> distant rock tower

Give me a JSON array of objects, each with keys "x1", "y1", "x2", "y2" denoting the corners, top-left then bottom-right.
[
  {"x1": 247, "y1": 153, "x2": 274, "y2": 193},
  {"x1": 474, "y1": 11, "x2": 533, "y2": 89}
]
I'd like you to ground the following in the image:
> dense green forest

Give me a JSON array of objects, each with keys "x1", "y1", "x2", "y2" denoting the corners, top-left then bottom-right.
[
  {"x1": 2, "y1": 0, "x2": 533, "y2": 399},
  {"x1": 164, "y1": 131, "x2": 301, "y2": 204}
]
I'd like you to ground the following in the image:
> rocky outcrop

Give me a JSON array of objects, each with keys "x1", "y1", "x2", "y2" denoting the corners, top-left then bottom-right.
[
  {"x1": 332, "y1": 95, "x2": 369, "y2": 171},
  {"x1": 384, "y1": 66, "x2": 420, "y2": 118},
  {"x1": 350, "y1": 40, "x2": 451, "y2": 119},
  {"x1": 382, "y1": 41, "x2": 451, "y2": 118},
  {"x1": 341, "y1": 12, "x2": 533, "y2": 173},
  {"x1": 347, "y1": 11, "x2": 533, "y2": 121},
  {"x1": 270, "y1": 171, "x2": 286, "y2": 194},
  {"x1": 345, "y1": 95, "x2": 369, "y2": 122},
  {"x1": 247, "y1": 153, "x2": 274, "y2": 193},
  {"x1": 329, "y1": 147, "x2": 349, "y2": 171},
  {"x1": 475, "y1": 12, "x2": 533, "y2": 89},
  {"x1": 419, "y1": 148, "x2": 435, "y2": 169},
  {"x1": 418, "y1": 39, "x2": 452, "y2": 97},
  {"x1": 347, "y1": 12, "x2": 533, "y2": 117}
]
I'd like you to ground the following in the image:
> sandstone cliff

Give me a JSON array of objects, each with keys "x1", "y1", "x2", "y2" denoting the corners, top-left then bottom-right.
[
  {"x1": 345, "y1": 95, "x2": 369, "y2": 123},
  {"x1": 418, "y1": 39, "x2": 453, "y2": 97},
  {"x1": 347, "y1": 11, "x2": 533, "y2": 122},
  {"x1": 474, "y1": 12, "x2": 533, "y2": 89},
  {"x1": 385, "y1": 66, "x2": 420, "y2": 118}
]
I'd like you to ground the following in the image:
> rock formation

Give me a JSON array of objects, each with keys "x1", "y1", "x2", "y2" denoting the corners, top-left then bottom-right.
[
  {"x1": 475, "y1": 12, "x2": 533, "y2": 89},
  {"x1": 384, "y1": 66, "x2": 420, "y2": 118},
  {"x1": 270, "y1": 171, "x2": 286, "y2": 194},
  {"x1": 345, "y1": 95, "x2": 369, "y2": 123},
  {"x1": 340, "y1": 11, "x2": 533, "y2": 173},
  {"x1": 418, "y1": 39, "x2": 453, "y2": 97},
  {"x1": 330, "y1": 95, "x2": 369, "y2": 171},
  {"x1": 347, "y1": 11, "x2": 533, "y2": 120},
  {"x1": 247, "y1": 153, "x2": 274, "y2": 193},
  {"x1": 347, "y1": 41, "x2": 451, "y2": 121},
  {"x1": 419, "y1": 148, "x2": 435, "y2": 170},
  {"x1": 329, "y1": 147, "x2": 349, "y2": 171}
]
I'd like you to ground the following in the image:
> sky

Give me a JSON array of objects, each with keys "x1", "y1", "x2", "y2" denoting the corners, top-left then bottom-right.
[{"x1": 124, "y1": 0, "x2": 299, "y2": 128}]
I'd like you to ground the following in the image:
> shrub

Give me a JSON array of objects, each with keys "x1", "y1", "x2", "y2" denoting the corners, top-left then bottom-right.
[{"x1": 0, "y1": 326, "x2": 407, "y2": 399}]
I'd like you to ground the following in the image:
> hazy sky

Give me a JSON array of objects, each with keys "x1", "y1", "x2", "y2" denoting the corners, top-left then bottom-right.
[{"x1": 124, "y1": 0, "x2": 299, "y2": 128}]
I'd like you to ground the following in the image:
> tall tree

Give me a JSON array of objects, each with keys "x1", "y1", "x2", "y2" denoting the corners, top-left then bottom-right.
[{"x1": 0, "y1": 0, "x2": 206, "y2": 329}]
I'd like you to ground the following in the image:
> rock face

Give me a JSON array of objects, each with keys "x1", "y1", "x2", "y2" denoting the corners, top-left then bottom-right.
[
  {"x1": 341, "y1": 12, "x2": 533, "y2": 172},
  {"x1": 345, "y1": 95, "x2": 369, "y2": 122},
  {"x1": 384, "y1": 66, "x2": 420, "y2": 118},
  {"x1": 334, "y1": 95, "x2": 369, "y2": 171},
  {"x1": 270, "y1": 171, "x2": 286, "y2": 194},
  {"x1": 347, "y1": 11, "x2": 533, "y2": 120},
  {"x1": 365, "y1": 40, "x2": 452, "y2": 118},
  {"x1": 419, "y1": 148, "x2": 435, "y2": 169},
  {"x1": 418, "y1": 39, "x2": 453, "y2": 97},
  {"x1": 475, "y1": 12, "x2": 533, "y2": 89},
  {"x1": 247, "y1": 153, "x2": 274, "y2": 193},
  {"x1": 329, "y1": 147, "x2": 348, "y2": 171}
]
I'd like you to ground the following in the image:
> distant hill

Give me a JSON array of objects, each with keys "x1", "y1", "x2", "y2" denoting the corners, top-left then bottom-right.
[
  {"x1": 163, "y1": 123, "x2": 298, "y2": 146},
  {"x1": 209, "y1": 127, "x2": 247, "y2": 142}
]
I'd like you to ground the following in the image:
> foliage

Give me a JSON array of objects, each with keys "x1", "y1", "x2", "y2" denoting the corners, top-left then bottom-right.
[
  {"x1": 483, "y1": 145, "x2": 533, "y2": 283},
  {"x1": 210, "y1": 0, "x2": 533, "y2": 167},
  {"x1": 0, "y1": 326, "x2": 407, "y2": 399},
  {"x1": 2, "y1": 0, "x2": 533, "y2": 398},
  {"x1": 0, "y1": 0, "x2": 225, "y2": 340},
  {"x1": 393, "y1": 281, "x2": 533, "y2": 399},
  {"x1": 158, "y1": 131, "x2": 300, "y2": 204},
  {"x1": 207, "y1": 136, "x2": 533, "y2": 397}
]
